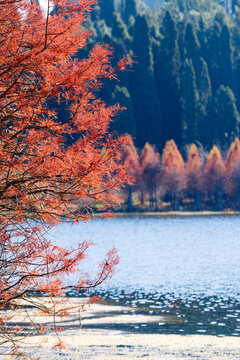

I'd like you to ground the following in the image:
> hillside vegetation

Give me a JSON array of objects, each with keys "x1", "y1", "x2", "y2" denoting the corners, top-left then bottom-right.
[{"x1": 83, "y1": 0, "x2": 240, "y2": 151}]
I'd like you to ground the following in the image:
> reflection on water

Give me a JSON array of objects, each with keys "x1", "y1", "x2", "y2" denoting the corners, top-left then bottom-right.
[
  {"x1": 54, "y1": 215, "x2": 240, "y2": 336},
  {"x1": 87, "y1": 291, "x2": 240, "y2": 336}
]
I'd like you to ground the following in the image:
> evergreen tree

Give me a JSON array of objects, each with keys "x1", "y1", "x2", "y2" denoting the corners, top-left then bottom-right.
[
  {"x1": 112, "y1": 11, "x2": 130, "y2": 40},
  {"x1": 211, "y1": 85, "x2": 240, "y2": 143},
  {"x1": 232, "y1": 0, "x2": 240, "y2": 11},
  {"x1": 121, "y1": 0, "x2": 138, "y2": 23},
  {"x1": 198, "y1": 58, "x2": 212, "y2": 110},
  {"x1": 129, "y1": 15, "x2": 162, "y2": 149},
  {"x1": 218, "y1": 25, "x2": 235, "y2": 89},
  {"x1": 207, "y1": 22, "x2": 234, "y2": 92},
  {"x1": 198, "y1": 58, "x2": 212, "y2": 145},
  {"x1": 181, "y1": 59, "x2": 200, "y2": 144},
  {"x1": 86, "y1": 0, "x2": 240, "y2": 152},
  {"x1": 119, "y1": 0, "x2": 126, "y2": 18},
  {"x1": 99, "y1": 0, "x2": 115, "y2": 27},
  {"x1": 154, "y1": 11, "x2": 182, "y2": 147},
  {"x1": 204, "y1": 21, "x2": 221, "y2": 93},
  {"x1": 183, "y1": 22, "x2": 202, "y2": 89},
  {"x1": 111, "y1": 86, "x2": 136, "y2": 137}
]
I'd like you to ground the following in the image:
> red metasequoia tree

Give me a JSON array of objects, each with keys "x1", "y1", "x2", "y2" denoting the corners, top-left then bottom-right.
[
  {"x1": 225, "y1": 138, "x2": 240, "y2": 209},
  {"x1": 139, "y1": 143, "x2": 160, "y2": 209},
  {"x1": 121, "y1": 138, "x2": 140, "y2": 211},
  {"x1": 161, "y1": 140, "x2": 185, "y2": 210},
  {"x1": 0, "y1": 0, "x2": 131, "y2": 352},
  {"x1": 204, "y1": 145, "x2": 225, "y2": 210},
  {"x1": 186, "y1": 144, "x2": 203, "y2": 210}
]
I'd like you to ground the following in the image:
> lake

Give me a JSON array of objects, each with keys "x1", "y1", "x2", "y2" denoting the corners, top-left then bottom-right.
[{"x1": 52, "y1": 215, "x2": 240, "y2": 336}]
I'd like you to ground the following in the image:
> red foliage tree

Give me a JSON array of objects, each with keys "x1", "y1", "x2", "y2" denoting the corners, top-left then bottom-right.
[
  {"x1": 204, "y1": 145, "x2": 225, "y2": 210},
  {"x1": 0, "y1": 0, "x2": 131, "y2": 352},
  {"x1": 186, "y1": 144, "x2": 203, "y2": 210},
  {"x1": 122, "y1": 138, "x2": 139, "y2": 211},
  {"x1": 139, "y1": 143, "x2": 160, "y2": 209},
  {"x1": 225, "y1": 138, "x2": 240, "y2": 209},
  {"x1": 161, "y1": 140, "x2": 185, "y2": 210}
]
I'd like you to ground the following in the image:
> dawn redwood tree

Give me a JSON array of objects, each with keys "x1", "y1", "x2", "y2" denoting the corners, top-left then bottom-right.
[
  {"x1": 225, "y1": 138, "x2": 240, "y2": 209},
  {"x1": 122, "y1": 138, "x2": 140, "y2": 211},
  {"x1": 204, "y1": 145, "x2": 226, "y2": 210},
  {"x1": 161, "y1": 140, "x2": 185, "y2": 210},
  {"x1": 186, "y1": 144, "x2": 203, "y2": 210},
  {"x1": 139, "y1": 143, "x2": 160, "y2": 210},
  {"x1": 0, "y1": 0, "x2": 131, "y2": 352}
]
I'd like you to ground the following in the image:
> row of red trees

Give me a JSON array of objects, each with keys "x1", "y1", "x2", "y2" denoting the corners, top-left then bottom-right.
[{"x1": 122, "y1": 138, "x2": 240, "y2": 211}]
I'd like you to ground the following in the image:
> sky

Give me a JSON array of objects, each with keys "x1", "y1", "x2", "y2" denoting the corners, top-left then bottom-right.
[{"x1": 38, "y1": 0, "x2": 49, "y2": 13}]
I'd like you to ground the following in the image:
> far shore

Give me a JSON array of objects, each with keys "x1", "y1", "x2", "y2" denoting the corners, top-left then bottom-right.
[{"x1": 95, "y1": 210, "x2": 240, "y2": 218}]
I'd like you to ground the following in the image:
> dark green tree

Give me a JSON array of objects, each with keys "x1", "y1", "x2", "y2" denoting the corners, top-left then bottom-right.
[
  {"x1": 184, "y1": 22, "x2": 202, "y2": 88},
  {"x1": 198, "y1": 58, "x2": 212, "y2": 110},
  {"x1": 181, "y1": 59, "x2": 200, "y2": 144},
  {"x1": 112, "y1": 11, "x2": 130, "y2": 40},
  {"x1": 154, "y1": 10, "x2": 182, "y2": 147},
  {"x1": 85, "y1": 0, "x2": 240, "y2": 152},
  {"x1": 111, "y1": 86, "x2": 136, "y2": 137},
  {"x1": 197, "y1": 58, "x2": 213, "y2": 145},
  {"x1": 130, "y1": 15, "x2": 162, "y2": 149},
  {"x1": 99, "y1": 0, "x2": 115, "y2": 27},
  {"x1": 121, "y1": 0, "x2": 138, "y2": 23},
  {"x1": 218, "y1": 25, "x2": 235, "y2": 89},
  {"x1": 206, "y1": 21, "x2": 234, "y2": 92},
  {"x1": 208, "y1": 86, "x2": 240, "y2": 146},
  {"x1": 232, "y1": 0, "x2": 240, "y2": 11},
  {"x1": 204, "y1": 21, "x2": 222, "y2": 92}
]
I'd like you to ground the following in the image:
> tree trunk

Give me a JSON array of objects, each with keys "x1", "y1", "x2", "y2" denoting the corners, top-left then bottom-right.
[
  {"x1": 127, "y1": 185, "x2": 133, "y2": 212},
  {"x1": 173, "y1": 191, "x2": 179, "y2": 211},
  {"x1": 196, "y1": 192, "x2": 201, "y2": 211},
  {"x1": 154, "y1": 182, "x2": 158, "y2": 211},
  {"x1": 216, "y1": 187, "x2": 223, "y2": 211}
]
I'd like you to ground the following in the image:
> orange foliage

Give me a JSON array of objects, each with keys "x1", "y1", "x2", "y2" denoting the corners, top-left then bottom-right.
[
  {"x1": 204, "y1": 145, "x2": 225, "y2": 192},
  {"x1": 162, "y1": 140, "x2": 185, "y2": 194},
  {"x1": 225, "y1": 138, "x2": 240, "y2": 196},
  {"x1": 139, "y1": 143, "x2": 160, "y2": 208},
  {"x1": 0, "y1": 0, "x2": 131, "y2": 350},
  {"x1": 186, "y1": 144, "x2": 203, "y2": 194},
  {"x1": 122, "y1": 138, "x2": 140, "y2": 179},
  {"x1": 140, "y1": 143, "x2": 160, "y2": 174}
]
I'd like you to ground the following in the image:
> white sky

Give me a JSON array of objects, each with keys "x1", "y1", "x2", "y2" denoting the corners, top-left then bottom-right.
[{"x1": 38, "y1": 0, "x2": 49, "y2": 14}]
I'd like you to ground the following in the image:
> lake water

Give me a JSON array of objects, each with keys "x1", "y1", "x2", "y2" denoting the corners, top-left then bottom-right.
[{"x1": 52, "y1": 215, "x2": 240, "y2": 336}]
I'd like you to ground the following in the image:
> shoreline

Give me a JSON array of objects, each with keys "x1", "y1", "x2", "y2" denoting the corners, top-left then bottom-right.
[
  {"x1": 95, "y1": 210, "x2": 240, "y2": 218},
  {"x1": 3, "y1": 299, "x2": 240, "y2": 359}
]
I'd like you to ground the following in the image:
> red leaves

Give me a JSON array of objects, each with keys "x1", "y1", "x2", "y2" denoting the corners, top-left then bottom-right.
[
  {"x1": 117, "y1": 55, "x2": 133, "y2": 71},
  {"x1": 0, "y1": 0, "x2": 132, "y2": 224},
  {"x1": 98, "y1": 248, "x2": 119, "y2": 283},
  {"x1": 0, "y1": 0, "x2": 131, "y2": 351},
  {"x1": 53, "y1": 341, "x2": 67, "y2": 350},
  {"x1": 186, "y1": 144, "x2": 203, "y2": 194},
  {"x1": 122, "y1": 139, "x2": 240, "y2": 210},
  {"x1": 122, "y1": 137, "x2": 140, "y2": 179},
  {"x1": 162, "y1": 140, "x2": 185, "y2": 194},
  {"x1": 204, "y1": 145, "x2": 226, "y2": 192},
  {"x1": 225, "y1": 138, "x2": 240, "y2": 196}
]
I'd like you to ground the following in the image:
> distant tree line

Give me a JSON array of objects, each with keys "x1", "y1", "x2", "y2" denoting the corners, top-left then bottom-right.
[
  {"x1": 121, "y1": 138, "x2": 240, "y2": 212},
  {"x1": 82, "y1": 0, "x2": 240, "y2": 151}
]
